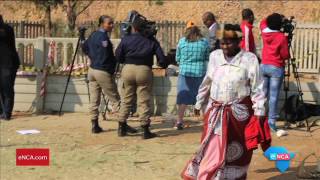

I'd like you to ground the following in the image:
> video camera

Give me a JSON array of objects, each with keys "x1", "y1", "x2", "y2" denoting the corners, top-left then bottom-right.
[
  {"x1": 280, "y1": 16, "x2": 296, "y2": 47},
  {"x1": 120, "y1": 11, "x2": 157, "y2": 38},
  {"x1": 281, "y1": 16, "x2": 295, "y2": 34},
  {"x1": 78, "y1": 26, "x2": 87, "y2": 41}
]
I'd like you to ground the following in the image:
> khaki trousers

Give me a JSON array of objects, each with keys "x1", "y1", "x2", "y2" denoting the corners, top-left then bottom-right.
[
  {"x1": 88, "y1": 68, "x2": 120, "y2": 121},
  {"x1": 119, "y1": 64, "x2": 153, "y2": 126}
]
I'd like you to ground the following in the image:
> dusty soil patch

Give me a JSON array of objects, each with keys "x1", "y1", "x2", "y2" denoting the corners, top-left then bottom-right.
[
  {"x1": 1, "y1": 1, "x2": 320, "y2": 24},
  {"x1": 1, "y1": 113, "x2": 319, "y2": 180}
]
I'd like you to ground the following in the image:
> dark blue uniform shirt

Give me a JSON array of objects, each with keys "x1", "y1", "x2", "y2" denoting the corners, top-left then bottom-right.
[
  {"x1": 0, "y1": 23, "x2": 20, "y2": 69},
  {"x1": 115, "y1": 33, "x2": 167, "y2": 68},
  {"x1": 82, "y1": 29, "x2": 116, "y2": 74}
]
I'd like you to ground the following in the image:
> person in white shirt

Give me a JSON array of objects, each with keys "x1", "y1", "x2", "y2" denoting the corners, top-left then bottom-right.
[
  {"x1": 202, "y1": 11, "x2": 219, "y2": 51},
  {"x1": 181, "y1": 24, "x2": 268, "y2": 180}
]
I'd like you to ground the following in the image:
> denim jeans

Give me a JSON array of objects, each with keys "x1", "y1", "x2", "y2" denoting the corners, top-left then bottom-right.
[{"x1": 260, "y1": 64, "x2": 285, "y2": 125}]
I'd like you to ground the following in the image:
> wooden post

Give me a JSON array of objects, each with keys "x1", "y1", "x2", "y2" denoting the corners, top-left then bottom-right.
[
  {"x1": 312, "y1": 28, "x2": 317, "y2": 71},
  {"x1": 318, "y1": 74, "x2": 320, "y2": 104},
  {"x1": 168, "y1": 21, "x2": 172, "y2": 51},
  {"x1": 32, "y1": 21, "x2": 35, "y2": 38},
  {"x1": 73, "y1": 42, "x2": 78, "y2": 65},
  {"x1": 63, "y1": 42, "x2": 68, "y2": 67},
  {"x1": 297, "y1": 27, "x2": 302, "y2": 70},
  {"x1": 164, "y1": 20, "x2": 169, "y2": 54},
  {"x1": 41, "y1": 20, "x2": 46, "y2": 38},
  {"x1": 303, "y1": 27, "x2": 308, "y2": 70},
  {"x1": 159, "y1": 21, "x2": 165, "y2": 52},
  {"x1": 34, "y1": 37, "x2": 46, "y2": 113},
  {"x1": 173, "y1": 21, "x2": 176, "y2": 49},
  {"x1": 19, "y1": 21, "x2": 25, "y2": 38},
  {"x1": 294, "y1": 28, "x2": 299, "y2": 69},
  {"x1": 318, "y1": 27, "x2": 320, "y2": 72}
]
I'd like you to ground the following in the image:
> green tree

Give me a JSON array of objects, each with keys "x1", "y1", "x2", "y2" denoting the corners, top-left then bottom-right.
[
  {"x1": 63, "y1": 0, "x2": 93, "y2": 32},
  {"x1": 32, "y1": 0, "x2": 63, "y2": 37}
]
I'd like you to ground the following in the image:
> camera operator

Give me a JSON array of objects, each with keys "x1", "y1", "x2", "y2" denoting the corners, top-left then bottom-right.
[
  {"x1": 115, "y1": 15, "x2": 168, "y2": 139},
  {"x1": 260, "y1": 13, "x2": 290, "y2": 133},
  {"x1": 0, "y1": 15, "x2": 20, "y2": 121},
  {"x1": 82, "y1": 15, "x2": 138, "y2": 134}
]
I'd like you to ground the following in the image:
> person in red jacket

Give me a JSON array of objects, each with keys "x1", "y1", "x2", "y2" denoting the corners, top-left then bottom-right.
[
  {"x1": 260, "y1": 13, "x2": 290, "y2": 132},
  {"x1": 240, "y1": 8, "x2": 256, "y2": 53}
]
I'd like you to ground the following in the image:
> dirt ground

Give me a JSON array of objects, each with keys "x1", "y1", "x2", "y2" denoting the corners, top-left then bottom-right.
[{"x1": 0, "y1": 113, "x2": 319, "y2": 180}]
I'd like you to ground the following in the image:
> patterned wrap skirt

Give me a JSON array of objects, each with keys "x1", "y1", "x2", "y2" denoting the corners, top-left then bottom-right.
[{"x1": 181, "y1": 97, "x2": 255, "y2": 180}]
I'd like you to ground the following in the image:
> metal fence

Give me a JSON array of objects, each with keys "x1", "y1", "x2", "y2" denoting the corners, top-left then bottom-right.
[
  {"x1": 15, "y1": 38, "x2": 121, "y2": 69},
  {"x1": 5, "y1": 20, "x2": 45, "y2": 38},
  {"x1": 77, "y1": 20, "x2": 187, "y2": 53},
  {"x1": 292, "y1": 24, "x2": 320, "y2": 73},
  {"x1": 5, "y1": 20, "x2": 186, "y2": 53},
  {"x1": 7, "y1": 20, "x2": 320, "y2": 73}
]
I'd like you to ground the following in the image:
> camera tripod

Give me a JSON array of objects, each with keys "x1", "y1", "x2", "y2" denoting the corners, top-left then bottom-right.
[
  {"x1": 283, "y1": 47, "x2": 304, "y2": 114},
  {"x1": 282, "y1": 29, "x2": 311, "y2": 130},
  {"x1": 100, "y1": 63, "x2": 122, "y2": 121},
  {"x1": 58, "y1": 33, "x2": 111, "y2": 119}
]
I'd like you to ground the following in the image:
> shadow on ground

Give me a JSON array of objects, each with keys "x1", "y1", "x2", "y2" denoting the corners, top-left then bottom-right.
[
  {"x1": 255, "y1": 165, "x2": 318, "y2": 180},
  {"x1": 152, "y1": 119, "x2": 203, "y2": 138}
]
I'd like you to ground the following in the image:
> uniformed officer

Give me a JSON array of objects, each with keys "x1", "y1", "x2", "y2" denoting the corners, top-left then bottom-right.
[
  {"x1": 82, "y1": 15, "x2": 137, "y2": 134},
  {"x1": 0, "y1": 15, "x2": 20, "y2": 121},
  {"x1": 115, "y1": 16, "x2": 168, "y2": 139}
]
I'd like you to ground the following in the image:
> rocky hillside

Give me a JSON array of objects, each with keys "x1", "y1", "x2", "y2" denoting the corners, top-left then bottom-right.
[{"x1": 1, "y1": 0, "x2": 320, "y2": 25}]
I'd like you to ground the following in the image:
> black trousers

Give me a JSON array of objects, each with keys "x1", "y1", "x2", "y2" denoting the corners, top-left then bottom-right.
[{"x1": 0, "y1": 68, "x2": 17, "y2": 118}]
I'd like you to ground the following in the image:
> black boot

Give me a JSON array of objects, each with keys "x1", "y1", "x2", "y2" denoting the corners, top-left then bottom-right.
[
  {"x1": 142, "y1": 124, "x2": 157, "y2": 139},
  {"x1": 118, "y1": 122, "x2": 127, "y2": 137},
  {"x1": 0, "y1": 113, "x2": 11, "y2": 121},
  {"x1": 91, "y1": 120, "x2": 103, "y2": 134},
  {"x1": 126, "y1": 124, "x2": 138, "y2": 134}
]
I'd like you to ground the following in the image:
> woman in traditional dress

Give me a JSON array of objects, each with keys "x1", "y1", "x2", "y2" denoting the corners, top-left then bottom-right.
[{"x1": 181, "y1": 24, "x2": 270, "y2": 180}]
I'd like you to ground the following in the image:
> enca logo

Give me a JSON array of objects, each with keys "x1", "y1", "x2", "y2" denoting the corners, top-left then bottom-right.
[
  {"x1": 264, "y1": 146, "x2": 295, "y2": 173},
  {"x1": 270, "y1": 153, "x2": 291, "y2": 161},
  {"x1": 17, "y1": 155, "x2": 48, "y2": 161},
  {"x1": 16, "y1": 148, "x2": 49, "y2": 166}
]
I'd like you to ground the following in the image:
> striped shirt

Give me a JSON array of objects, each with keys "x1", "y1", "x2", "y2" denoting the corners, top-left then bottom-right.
[{"x1": 176, "y1": 37, "x2": 210, "y2": 77}]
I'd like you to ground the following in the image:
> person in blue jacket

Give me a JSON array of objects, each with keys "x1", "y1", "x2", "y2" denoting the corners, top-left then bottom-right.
[
  {"x1": 115, "y1": 16, "x2": 168, "y2": 139},
  {"x1": 0, "y1": 15, "x2": 20, "y2": 121},
  {"x1": 82, "y1": 15, "x2": 137, "y2": 134}
]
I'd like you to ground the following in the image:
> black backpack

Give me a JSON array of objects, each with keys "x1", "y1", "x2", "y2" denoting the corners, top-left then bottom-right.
[{"x1": 280, "y1": 94, "x2": 320, "y2": 123}]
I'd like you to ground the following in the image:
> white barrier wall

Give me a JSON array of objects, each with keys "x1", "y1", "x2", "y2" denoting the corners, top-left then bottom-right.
[
  {"x1": 14, "y1": 75, "x2": 320, "y2": 115},
  {"x1": 14, "y1": 77, "x2": 38, "y2": 112},
  {"x1": 13, "y1": 37, "x2": 320, "y2": 114}
]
